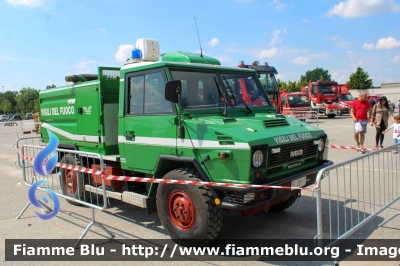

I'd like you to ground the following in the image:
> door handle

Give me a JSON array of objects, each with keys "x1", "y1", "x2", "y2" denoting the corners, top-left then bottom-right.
[{"x1": 124, "y1": 132, "x2": 135, "y2": 140}]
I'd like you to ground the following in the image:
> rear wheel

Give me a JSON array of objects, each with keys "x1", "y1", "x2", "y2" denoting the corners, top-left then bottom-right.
[
  {"x1": 327, "y1": 114, "x2": 336, "y2": 118},
  {"x1": 156, "y1": 168, "x2": 223, "y2": 246},
  {"x1": 59, "y1": 154, "x2": 89, "y2": 205}
]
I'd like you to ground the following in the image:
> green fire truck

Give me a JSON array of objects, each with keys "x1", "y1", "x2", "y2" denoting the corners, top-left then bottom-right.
[{"x1": 39, "y1": 38, "x2": 332, "y2": 245}]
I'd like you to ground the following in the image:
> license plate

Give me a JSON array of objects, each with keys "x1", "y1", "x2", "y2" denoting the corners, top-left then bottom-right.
[{"x1": 291, "y1": 177, "x2": 306, "y2": 190}]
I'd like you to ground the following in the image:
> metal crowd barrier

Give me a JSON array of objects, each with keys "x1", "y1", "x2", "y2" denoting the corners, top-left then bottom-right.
[
  {"x1": 287, "y1": 110, "x2": 319, "y2": 127},
  {"x1": 17, "y1": 144, "x2": 114, "y2": 247},
  {"x1": 0, "y1": 121, "x2": 24, "y2": 134},
  {"x1": 314, "y1": 143, "x2": 400, "y2": 246},
  {"x1": 15, "y1": 136, "x2": 43, "y2": 168}
]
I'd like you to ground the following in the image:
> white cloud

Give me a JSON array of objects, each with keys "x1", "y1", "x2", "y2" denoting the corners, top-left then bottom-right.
[
  {"x1": 332, "y1": 72, "x2": 348, "y2": 84},
  {"x1": 115, "y1": 44, "x2": 134, "y2": 62},
  {"x1": 74, "y1": 59, "x2": 96, "y2": 74},
  {"x1": 328, "y1": 35, "x2": 352, "y2": 49},
  {"x1": 207, "y1": 38, "x2": 219, "y2": 47},
  {"x1": 90, "y1": 28, "x2": 107, "y2": 37},
  {"x1": 276, "y1": 74, "x2": 285, "y2": 81},
  {"x1": 292, "y1": 56, "x2": 309, "y2": 65},
  {"x1": 214, "y1": 55, "x2": 234, "y2": 63},
  {"x1": 312, "y1": 52, "x2": 330, "y2": 59},
  {"x1": 375, "y1": 36, "x2": 400, "y2": 49},
  {"x1": 259, "y1": 47, "x2": 278, "y2": 59},
  {"x1": 270, "y1": 30, "x2": 282, "y2": 46},
  {"x1": 5, "y1": 0, "x2": 53, "y2": 8},
  {"x1": 363, "y1": 43, "x2": 374, "y2": 50},
  {"x1": 269, "y1": 0, "x2": 286, "y2": 10},
  {"x1": 96, "y1": 28, "x2": 107, "y2": 34},
  {"x1": 302, "y1": 19, "x2": 310, "y2": 23},
  {"x1": 392, "y1": 56, "x2": 400, "y2": 62},
  {"x1": 347, "y1": 50, "x2": 356, "y2": 60},
  {"x1": 326, "y1": 0, "x2": 400, "y2": 18}
]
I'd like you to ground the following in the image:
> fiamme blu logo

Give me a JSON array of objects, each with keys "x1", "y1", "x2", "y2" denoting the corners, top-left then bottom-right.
[{"x1": 28, "y1": 131, "x2": 61, "y2": 220}]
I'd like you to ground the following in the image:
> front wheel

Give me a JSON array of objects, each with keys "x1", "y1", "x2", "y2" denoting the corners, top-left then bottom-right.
[
  {"x1": 327, "y1": 114, "x2": 336, "y2": 118},
  {"x1": 156, "y1": 168, "x2": 223, "y2": 246}
]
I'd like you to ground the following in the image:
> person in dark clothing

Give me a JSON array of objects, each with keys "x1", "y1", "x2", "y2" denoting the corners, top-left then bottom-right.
[{"x1": 369, "y1": 97, "x2": 376, "y2": 109}]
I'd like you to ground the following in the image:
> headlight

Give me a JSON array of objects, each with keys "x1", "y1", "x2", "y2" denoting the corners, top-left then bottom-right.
[
  {"x1": 252, "y1": 150, "x2": 264, "y2": 168},
  {"x1": 318, "y1": 138, "x2": 325, "y2": 152}
]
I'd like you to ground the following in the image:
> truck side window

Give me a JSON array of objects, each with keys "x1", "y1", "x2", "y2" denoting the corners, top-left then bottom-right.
[
  {"x1": 144, "y1": 72, "x2": 173, "y2": 113},
  {"x1": 129, "y1": 76, "x2": 144, "y2": 114},
  {"x1": 281, "y1": 97, "x2": 287, "y2": 106},
  {"x1": 127, "y1": 71, "x2": 172, "y2": 114},
  {"x1": 312, "y1": 85, "x2": 317, "y2": 96}
]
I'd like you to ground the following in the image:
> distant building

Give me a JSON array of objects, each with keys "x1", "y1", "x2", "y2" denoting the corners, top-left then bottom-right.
[{"x1": 380, "y1": 83, "x2": 400, "y2": 89}]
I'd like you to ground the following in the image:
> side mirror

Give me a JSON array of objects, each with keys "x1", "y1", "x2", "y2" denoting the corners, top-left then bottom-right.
[{"x1": 165, "y1": 80, "x2": 182, "y2": 103}]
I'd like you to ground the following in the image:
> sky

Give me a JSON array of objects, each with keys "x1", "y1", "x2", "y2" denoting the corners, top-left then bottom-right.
[{"x1": 1, "y1": 0, "x2": 400, "y2": 92}]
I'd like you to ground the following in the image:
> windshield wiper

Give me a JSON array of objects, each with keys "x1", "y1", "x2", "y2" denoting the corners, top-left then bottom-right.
[
  {"x1": 222, "y1": 76, "x2": 252, "y2": 114},
  {"x1": 214, "y1": 76, "x2": 229, "y2": 116}
]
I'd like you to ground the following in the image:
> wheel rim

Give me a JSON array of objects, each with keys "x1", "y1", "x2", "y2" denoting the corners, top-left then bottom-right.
[
  {"x1": 65, "y1": 170, "x2": 77, "y2": 194},
  {"x1": 167, "y1": 190, "x2": 196, "y2": 230}
]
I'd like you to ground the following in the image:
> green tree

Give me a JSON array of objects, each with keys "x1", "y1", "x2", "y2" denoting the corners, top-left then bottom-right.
[
  {"x1": 15, "y1": 87, "x2": 39, "y2": 115},
  {"x1": 276, "y1": 80, "x2": 301, "y2": 93},
  {"x1": 300, "y1": 67, "x2": 331, "y2": 83},
  {"x1": 0, "y1": 100, "x2": 13, "y2": 114},
  {"x1": 347, "y1": 67, "x2": 373, "y2": 90},
  {"x1": 276, "y1": 79, "x2": 286, "y2": 91},
  {"x1": 286, "y1": 81, "x2": 299, "y2": 92}
]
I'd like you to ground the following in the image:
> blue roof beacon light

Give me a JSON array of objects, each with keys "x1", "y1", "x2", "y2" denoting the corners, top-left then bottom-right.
[{"x1": 132, "y1": 48, "x2": 142, "y2": 62}]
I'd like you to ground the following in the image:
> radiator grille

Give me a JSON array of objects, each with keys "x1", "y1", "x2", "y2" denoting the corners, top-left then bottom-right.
[{"x1": 268, "y1": 140, "x2": 317, "y2": 167}]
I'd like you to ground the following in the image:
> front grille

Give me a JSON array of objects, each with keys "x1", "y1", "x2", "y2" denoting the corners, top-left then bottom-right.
[
  {"x1": 264, "y1": 118, "x2": 289, "y2": 127},
  {"x1": 268, "y1": 140, "x2": 317, "y2": 167}
]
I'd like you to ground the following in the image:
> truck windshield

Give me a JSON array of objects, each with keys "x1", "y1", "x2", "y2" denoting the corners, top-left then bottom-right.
[
  {"x1": 288, "y1": 95, "x2": 310, "y2": 107},
  {"x1": 318, "y1": 85, "x2": 335, "y2": 94},
  {"x1": 259, "y1": 73, "x2": 277, "y2": 98},
  {"x1": 169, "y1": 69, "x2": 270, "y2": 110},
  {"x1": 339, "y1": 94, "x2": 354, "y2": 100}
]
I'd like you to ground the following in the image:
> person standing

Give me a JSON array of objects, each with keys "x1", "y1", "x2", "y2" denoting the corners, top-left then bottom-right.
[
  {"x1": 369, "y1": 97, "x2": 376, "y2": 109},
  {"x1": 370, "y1": 96, "x2": 394, "y2": 150},
  {"x1": 351, "y1": 92, "x2": 372, "y2": 154},
  {"x1": 397, "y1": 99, "x2": 400, "y2": 115},
  {"x1": 382, "y1": 115, "x2": 400, "y2": 154}
]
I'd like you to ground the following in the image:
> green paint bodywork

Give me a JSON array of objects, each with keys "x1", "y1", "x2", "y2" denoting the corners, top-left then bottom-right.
[{"x1": 40, "y1": 52, "x2": 328, "y2": 187}]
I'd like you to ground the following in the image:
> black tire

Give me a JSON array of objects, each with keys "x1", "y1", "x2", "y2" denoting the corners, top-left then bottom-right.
[
  {"x1": 327, "y1": 114, "x2": 336, "y2": 118},
  {"x1": 268, "y1": 193, "x2": 298, "y2": 212},
  {"x1": 59, "y1": 154, "x2": 89, "y2": 205},
  {"x1": 156, "y1": 168, "x2": 223, "y2": 246}
]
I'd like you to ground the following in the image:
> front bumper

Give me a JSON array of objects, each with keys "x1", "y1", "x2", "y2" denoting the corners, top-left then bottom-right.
[{"x1": 216, "y1": 160, "x2": 333, "y2": 210}]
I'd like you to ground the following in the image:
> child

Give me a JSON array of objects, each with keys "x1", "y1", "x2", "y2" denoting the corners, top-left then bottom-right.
[{"x1": 382, "y1": 115, "x2": 400, "y2": 154}]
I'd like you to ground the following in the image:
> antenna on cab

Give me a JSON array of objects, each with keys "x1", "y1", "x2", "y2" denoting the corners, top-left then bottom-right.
[{"x1": 194, "y1": 17, "x2": 203, "y2": 58}]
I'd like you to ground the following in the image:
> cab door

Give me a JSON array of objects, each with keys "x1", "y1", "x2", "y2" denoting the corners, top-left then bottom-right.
[{"x1": 119, "y1": 68, "x2": 177, "y2": 172}]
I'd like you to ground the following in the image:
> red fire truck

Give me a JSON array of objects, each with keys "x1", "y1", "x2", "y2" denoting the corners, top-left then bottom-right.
[
  {"x1": 279, "y1": 90, "x2": 312, "y2": 121},
  {"x1": 335, "y1": 84, "x2": 353, "y2": 116},
  {"x1": 238, "y1": 61, "x2": 280, "y2": 112},
  {"x1": 302, "y1": 80, "x2": 340, "y2": 118}
]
